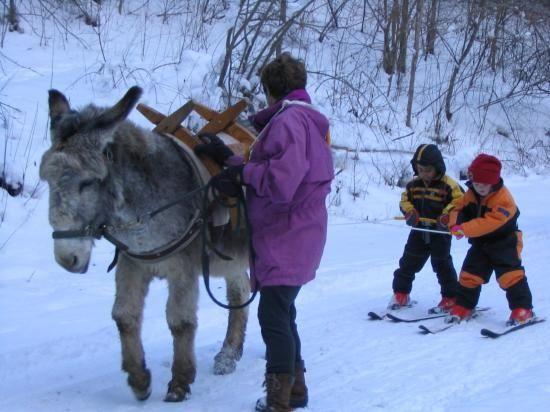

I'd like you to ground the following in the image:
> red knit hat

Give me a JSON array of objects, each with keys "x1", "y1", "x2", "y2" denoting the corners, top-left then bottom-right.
[{"x1": 468, "y1": 154, "x2": 502, "y2": 185}]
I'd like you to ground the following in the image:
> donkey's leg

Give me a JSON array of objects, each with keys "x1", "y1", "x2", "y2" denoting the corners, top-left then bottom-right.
[
  {"x1": 111, "y1": 258, "x2": 152, "y2": 401},
  {"x1": 164, "y1": 272, "x2": 199, "y2": 402},
  {"x1": 214, "y1": 270, "x2": 250, "y2": 375}
]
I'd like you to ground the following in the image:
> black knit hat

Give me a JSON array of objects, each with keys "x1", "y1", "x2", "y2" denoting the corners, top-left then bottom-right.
[{"x1": 410, "y1": 144, "x2": 446, "y2": 177}]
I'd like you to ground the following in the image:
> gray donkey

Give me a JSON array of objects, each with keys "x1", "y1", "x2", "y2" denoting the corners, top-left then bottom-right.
[{"x1": 40, "y1": 86, "x2": 250, "y2": 402}]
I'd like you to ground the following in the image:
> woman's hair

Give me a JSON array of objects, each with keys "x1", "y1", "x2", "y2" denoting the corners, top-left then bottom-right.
[{"x1": 260, "y1": 52, "x2": 307, "y2": 100}]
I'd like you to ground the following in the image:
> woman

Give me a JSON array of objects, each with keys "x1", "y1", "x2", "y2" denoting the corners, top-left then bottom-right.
[{"x1": 196, "y1": 53, "x2": 334, "y2": 411}]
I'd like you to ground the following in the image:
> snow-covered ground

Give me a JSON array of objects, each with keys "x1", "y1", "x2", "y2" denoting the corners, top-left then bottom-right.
[
  {"x1": 2, "y1": 2, "x2": 550, "y2": 410},
  {"x1": 1, "y1": 175, "x2": 549, "y2": 411}
]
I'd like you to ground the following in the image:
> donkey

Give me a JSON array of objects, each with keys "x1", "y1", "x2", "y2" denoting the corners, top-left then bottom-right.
[{"x1": 40, "y1": 86, "x2": 250, "y2": 402}]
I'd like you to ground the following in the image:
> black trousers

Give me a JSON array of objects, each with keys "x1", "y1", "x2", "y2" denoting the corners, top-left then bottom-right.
[
  {"x1": 457, "y1": 232, "x2": 533, "y2": 310},
  {"x1": 258, "y1": 285, "x2": 302, "y2": 374},
  {"x1": 392, "y1": 230, "x2": 458, "y2": 298}
]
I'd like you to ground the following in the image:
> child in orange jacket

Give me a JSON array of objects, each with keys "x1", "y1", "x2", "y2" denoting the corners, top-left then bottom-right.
[{"x1": 447, "y1": 154, "x2": 534, "y2": 325}]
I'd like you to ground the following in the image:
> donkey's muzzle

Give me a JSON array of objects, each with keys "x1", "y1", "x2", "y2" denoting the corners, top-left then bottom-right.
[{"x1": 54, "y1": 239, "x2": 92, "y2": 273}]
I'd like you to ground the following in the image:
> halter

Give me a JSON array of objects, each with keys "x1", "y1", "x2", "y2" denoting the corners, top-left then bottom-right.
[
  {"x1": 52, "y1": 185, "x2": 206, "y2": 267},
  {"x1": 51, "y1": 180, "x2": 257, "y2": 310}
]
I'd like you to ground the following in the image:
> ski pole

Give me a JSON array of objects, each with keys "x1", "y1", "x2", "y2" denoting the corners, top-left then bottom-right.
[
  {"x1": 394, "y1": 216, "x2": 437, "y2": 224},
  {"x1": 394, "y1": 216, "x2": 454, "y2": 235},
  {"x1": 410, "y1": 226, "x2": 452, "y2": 236}
]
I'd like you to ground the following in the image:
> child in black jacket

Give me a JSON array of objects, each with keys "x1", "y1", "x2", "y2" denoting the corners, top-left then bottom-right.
[{"x1": 389, "y1": 144, "x2": 463, "y2": 312}]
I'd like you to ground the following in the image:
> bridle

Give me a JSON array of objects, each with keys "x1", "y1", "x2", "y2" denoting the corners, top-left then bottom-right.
[
  {"x1": 50, "y1": 181, "x2": 257, "y2": 310},
  {"x1": 52, "y1": 185, "x2": 206, "y2": 264}
]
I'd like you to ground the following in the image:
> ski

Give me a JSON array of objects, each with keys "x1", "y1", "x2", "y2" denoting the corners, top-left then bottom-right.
[
  {"x1": 368, "y1": 300, "x2": 418, "y2": 320},
  {"x1": 418, "y1": 308, "x2": 491, "y2": 334},
  {"x1": 392, "y1": 307, "x2": 490, "y2": 324},
  {"x1": 418, "y1": 322, "x2": 457, "y2": 334},
  {"x1": 386, "y1": 312, "x2": 446, "y2": 323},
  {"x1": 480, "y1": 317, "x2": 545, "y2": 339},
  {"x1": 367, "y1": 311, "x2": 386, "y2": 321}
]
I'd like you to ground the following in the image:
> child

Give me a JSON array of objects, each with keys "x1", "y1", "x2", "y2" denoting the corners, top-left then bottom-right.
[
  {"x1": 447, "y1": 154, "x2": 534, "y2": 325},
  {"x1": 389, "y1": 144, "x2": 464, "y2": 312}
]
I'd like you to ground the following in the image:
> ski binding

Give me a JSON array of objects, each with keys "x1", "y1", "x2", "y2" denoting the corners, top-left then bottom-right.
[{"x1": 418, "y1": 307, "x2": 490, "y2": 334}]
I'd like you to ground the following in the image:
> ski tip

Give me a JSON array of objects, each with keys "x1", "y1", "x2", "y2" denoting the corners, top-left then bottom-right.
[
  {"x1": 418, "y1": 325, "x2": 432, "y2": 334},
  {"x1": 480, "y1": 328, "x2": 498, "y2": 338},
  {"x1": 386, "y1": 313, "x2": 402, "y2": 322},
  {"x1": 367, "y1": 311, "x2": 385, "y2": 321}
]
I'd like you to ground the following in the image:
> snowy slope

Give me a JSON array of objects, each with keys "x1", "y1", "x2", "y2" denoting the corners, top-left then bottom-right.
[{"x1": 1, "y1": 176, "x2": 549, "y2": 412}]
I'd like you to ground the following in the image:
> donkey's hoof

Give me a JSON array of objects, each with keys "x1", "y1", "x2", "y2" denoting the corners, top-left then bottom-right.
[
  {"x1": 128, "y1": 369, "x2": 152, "y2": 401},
  {"x1": 213, "y1": 349, "x2": 237, "y2": 375},
  {"x1": 164, "y1": 380, "x2": 190, "y2": 402},
  {"x1": 132, "y1": 385, "x2": 152, "y2": 401}
]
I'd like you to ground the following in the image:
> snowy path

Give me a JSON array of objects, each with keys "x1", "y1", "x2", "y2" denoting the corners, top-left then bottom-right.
[{"x1": 1, "y1": 176, "x2": 550, "y2": 411}]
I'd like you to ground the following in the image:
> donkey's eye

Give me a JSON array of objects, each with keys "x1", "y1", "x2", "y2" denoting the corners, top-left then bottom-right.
[{"x1": 78, "y1": 179, "x2": 98, "y2": 193}]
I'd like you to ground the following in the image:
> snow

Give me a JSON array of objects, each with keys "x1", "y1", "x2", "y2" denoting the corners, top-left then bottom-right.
[
  {"x1": 1, "y1": 176, "x2": 549, "y2": 411},
  {"x1": 2, "y1": 2, "x2": 550, "y2": 411}
]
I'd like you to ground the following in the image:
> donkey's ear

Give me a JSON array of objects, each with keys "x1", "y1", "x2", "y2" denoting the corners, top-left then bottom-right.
[
  {"x1": 48, "y1": 89, "x2": 71, "y2": 122},
  {"x1": 94, "y1": 86, "x2": 143, "y2": 130}
]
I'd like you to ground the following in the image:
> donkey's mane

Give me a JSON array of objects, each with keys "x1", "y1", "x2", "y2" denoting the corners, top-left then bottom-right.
[{"x1": 109, "y1": 120, "x2": 151, "y2": 164}]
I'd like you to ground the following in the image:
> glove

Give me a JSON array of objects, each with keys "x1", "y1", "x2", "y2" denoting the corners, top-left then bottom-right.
[
  {"x1": 451, "y1": 225, "x2": 464, "y2": 239},
  {"x1": 210, "y1": 164, "x2": 244, "y2": 197},
  {"x1": 405, "y1": 209, "x2": 420, "y2": 227},
  {"x1": 437, "y1": 214, "x2": 450, "y2": 231},
  {"x1": 194, "y1": 133, "x2": 234, "y2": 166}
]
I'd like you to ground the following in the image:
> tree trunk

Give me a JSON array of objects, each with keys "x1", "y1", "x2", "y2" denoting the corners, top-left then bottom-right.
[
  {"x1": 396, "y1": 0, "x2": 409, "y2": 73},
  {"x1": 275, "y1": 0, "x2": 287, "y2": 56},
  {"x1": 425, "y1": 0, "x2": 438, "y2": 57},
  {"x1": 218, "y1": 27, "x2": 235, "y2": 91},
  {"x1": 383, "y1": 0, "x2": 401, "y2": 75},
  {"x1": 8, "y1": 0, "x2": 22, "y2": 33},
  {"x1": 406, "y1": 0, "x2": 423, "y2": 127},
  {"x1": 445, "y1": 0, "x2": 486, "y2": 121},
  {"x1": 488, "y1": 1, "x2": 507, "y2": 71},
  {"x1": 361, "y1": 0, "x2": 367, "y2": 33}
]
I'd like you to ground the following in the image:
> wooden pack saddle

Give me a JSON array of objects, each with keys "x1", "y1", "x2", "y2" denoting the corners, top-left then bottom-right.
[{"x1": 137, "y1": 99, "x2": 256, "y2": 228}]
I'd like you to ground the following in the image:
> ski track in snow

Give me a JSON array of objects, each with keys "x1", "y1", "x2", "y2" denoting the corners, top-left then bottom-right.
[{"x1": 1, "y1": 179, "x2": 550, "y2": 411}]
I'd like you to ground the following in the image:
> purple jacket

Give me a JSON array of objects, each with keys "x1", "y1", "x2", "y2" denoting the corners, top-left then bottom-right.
[{"x1": 238, "y1": 89, "x2": 334, "y2": 290}]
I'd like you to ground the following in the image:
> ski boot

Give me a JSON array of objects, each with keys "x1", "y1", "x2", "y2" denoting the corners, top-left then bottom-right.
[
  {"x1": 387, "y1": 292, "x2": 411, "y2": 310},
  {"x1": 507, "y1": 308, "x2": 534, "y2": 326},
  {"x1": 445, "y1": 304, "x2": 472, "y2": 323},
  {"x1": 429, "y1": 296, "x2": 457, "y2": 314}
]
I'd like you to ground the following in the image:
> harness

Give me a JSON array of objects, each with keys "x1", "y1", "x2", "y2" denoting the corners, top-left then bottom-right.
[
  {"x1": 50, "y1": 137, "x2": 257, "y2": 310},
  {"x1": 52, "y1": 187, "x2": 205, "y2": 269}
]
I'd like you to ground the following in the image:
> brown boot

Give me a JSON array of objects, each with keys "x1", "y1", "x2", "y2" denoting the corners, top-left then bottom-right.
[
  {"x1": 255, "y1": 373, "x2": 294, "y2": 412},
  {"x1": 290, "y1": 361, "x2": 308, "y2": 408}
]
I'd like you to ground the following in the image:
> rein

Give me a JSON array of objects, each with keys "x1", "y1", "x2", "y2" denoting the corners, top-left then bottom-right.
[{"x1": 200, "y1": 180, "x2": 257, "y2": 310}]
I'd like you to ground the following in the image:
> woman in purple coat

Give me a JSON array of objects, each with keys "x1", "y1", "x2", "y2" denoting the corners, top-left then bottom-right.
[{"x1": 196, "y1": 53, "x2": 334, "y2": 411}]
